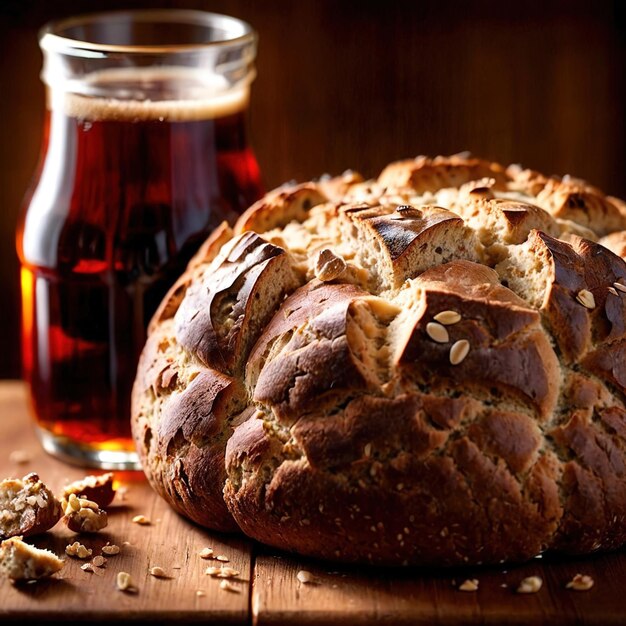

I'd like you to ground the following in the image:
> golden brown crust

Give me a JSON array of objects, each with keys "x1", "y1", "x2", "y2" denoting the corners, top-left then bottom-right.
[{"x1": 132, "y1": 154, "x2": 626, "y2": 566}]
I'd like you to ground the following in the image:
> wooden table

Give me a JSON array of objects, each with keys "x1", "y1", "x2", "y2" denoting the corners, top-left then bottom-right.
[{"x1": 1, "y1": 381, "x2": 625, "y2": 625}]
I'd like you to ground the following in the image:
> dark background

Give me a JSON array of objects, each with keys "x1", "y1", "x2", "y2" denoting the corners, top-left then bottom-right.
[{"x1": 1, "y1": 0, "x2": 625, "y2": 378}]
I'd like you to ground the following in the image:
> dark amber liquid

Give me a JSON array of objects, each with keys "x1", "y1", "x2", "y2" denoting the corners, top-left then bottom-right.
[{"x1": 17, "y1": 100, "x2": 262, "y2": 454}]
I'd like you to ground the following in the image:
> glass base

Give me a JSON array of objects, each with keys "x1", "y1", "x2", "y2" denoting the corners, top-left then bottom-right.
[{"x1": 36, "y1": 426, "x2": 141, "y2": 470}]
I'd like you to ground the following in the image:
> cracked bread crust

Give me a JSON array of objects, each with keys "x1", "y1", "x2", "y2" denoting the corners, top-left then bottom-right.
[{"x1": 132, "y1": 154, "x2": 626, "y2": 566}]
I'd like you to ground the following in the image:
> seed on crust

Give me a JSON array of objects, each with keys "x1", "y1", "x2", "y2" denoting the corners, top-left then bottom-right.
[
  {"x1": 576, "y1": 289, "x2": 596, "y2": 309},
  {"x1": 450, "y1": 339, "x2": 470, "y2": 365},
  {"x1": 458, "y1": 578, "x2": 479, "y2": 591},
  {"x1": 566, "y1": 573, "x2": 594, "y2": 591},
  {"x1": 132, "y1": 515, "x2": 150, "y2": 525},
  {"x1": 614, "y1": 281, "x2": 626, "y2": 293},
  {"x1": 433, "y1": 310, "x2": 461, "y2": 325},
  {"x1": 517, "y1": 576, "x2": 543, "y2": 593},
  {"x1": 426, "y1": 322, "x2": 449, "y2": 343}
]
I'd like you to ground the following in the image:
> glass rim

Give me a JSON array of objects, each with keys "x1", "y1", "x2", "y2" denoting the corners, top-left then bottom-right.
[{"x1": 39, "y1": 9, "x2": 256, "y2": 57}]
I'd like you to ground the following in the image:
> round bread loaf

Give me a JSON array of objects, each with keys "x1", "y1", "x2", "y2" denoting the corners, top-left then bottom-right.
[{"x1": 132, "y1": 154, "x2": 626, "y2": 566}]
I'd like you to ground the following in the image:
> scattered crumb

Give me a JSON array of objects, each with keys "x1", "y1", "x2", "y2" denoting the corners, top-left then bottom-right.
[
  {"x1": 205, "y1": 566, "x2": 219, "y2": 576},
  {"x1": 297, "y1": 570, "x2": 315, "y2": 584},
  {"x1": 65, "y1": 541, "x2": 92, "y2": 559},
  {"x1": 217, "y1": 567, "x2": 240, "y2": 579},
  {"x1": 9, "y1": 450, "x2": 31, "y2": 465},
  {"x1": 102, "y1": 544, "x2": 120, "y2": 556},
  {"x1": 219, "y1": 579, "x2": 240, "y2": 593},
  {"x1": 196, "y1": 590, "x2": 206, "y2": 597},
  {"x1": 199, "y1": 547, "x2": 214, "y2": 559},
  {"x1": 566, "y1": 574, "x2": 594, "y2": 591},
  {"x1": 149, "y1": 566, "x2": 167, "y2": 578},
  {"x1": 117, "y1": 487, "x2": 128, "y2": 502},
  {"x1": 517, "y1": 576, "x2": 543, "y2": 594},
  {"x1": 122, "y1": 541, "x2": 132, "y2": 547},
  {"x1": 458, "y1": 579, "x2": 479, "y2": 592},
  {"x1": 132, "y1": 515, "x2": 150, "y2": 525},
  {"x1": 81, "y1": 563, "x2": 95, "y2": 573},
  {"x1": 116, "y1": 571, "x2": 135, "y2": 592},
  {"x1": 216, "y1": 555, "x2": 229, "y2": 562},
  {"x1": 92, "y1": 555, "x2": 106, "y2": 567}
]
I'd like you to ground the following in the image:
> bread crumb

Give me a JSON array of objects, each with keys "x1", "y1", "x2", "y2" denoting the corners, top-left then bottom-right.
[
  {"x1": 196, "y1": 590, "x2": 206, "y2": 597},
  {"x1": 116, "y1": 571, "x2": 135, "y2": 592},
  {"x1": 199, "y1": 547, "x2": 214, "y2": 559},
  {"x1": 149, "y1": 566, "x2": 167, "y2": 578},
  {"x1": 132, "y1": 515, "x2": 150, "y2": 525},
  {"x1": 566, "y1": 574, "x2": 594, "y2": 591},
  {"x1": 517, "y1": 576, "x2": 543, "y2": 593},
  {"x1": 92, "y1": 555, "x2": 106, "y2": 567},
  {"x1": 219, "y1": 579, "x2": 240, "y2": 593},
  {"x1": 458, "y1": 579, "x2": 479, "y2": 592},
  {"x1": 297, "y1": 570, "x2": 315, "y2": 584},
  {"x1": 216, "y1": 555, "x2": 229, "y2": 562},
  {"x1": 65, "y1": 541, "x2": 92, "y2": 559},
  {"x1": 217, "y1": 567, "x2": 240, "y2": 579},
  {"x1": 9, "y1": 450, "x2": 31, "y2": 465},
  {"x1": 102, "y1": 544, "x2": 120, "y2": 555},
  {"x1": 81, "y1": 563, "x2": 95, "y2": 573}
]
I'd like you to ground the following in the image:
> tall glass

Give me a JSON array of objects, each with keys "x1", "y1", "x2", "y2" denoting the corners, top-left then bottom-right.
[{"x1": 16, "y1": 10, "x2": 263, "y2": 469}]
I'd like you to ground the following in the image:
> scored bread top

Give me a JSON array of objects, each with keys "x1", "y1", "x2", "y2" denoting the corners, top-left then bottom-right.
[{"x1": 132, "y1": 153, "x2": 626, "y2": 565}]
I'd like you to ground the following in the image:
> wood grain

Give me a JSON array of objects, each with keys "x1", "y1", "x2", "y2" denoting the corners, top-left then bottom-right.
[
  {"x1": 251, "y1": 549, "x2": 626, "y2": 626},
  {"x1": 0, "y1": 382, "x2": 253, "y2": 624},
  {"x1": 3, "y1": 381, "x2": 626, "y2": 624}
]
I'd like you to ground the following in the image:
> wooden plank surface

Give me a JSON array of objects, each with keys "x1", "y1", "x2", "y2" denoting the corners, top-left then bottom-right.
[
  {"x1": 252, "y1": 550, "x2": 626, "y2": 626},
  {"x1": 0, "y1": 381, "x2": 253, "y2": 624},
  {"x1": 3, "y1": 381, "x2": 626, "y2": 624}
]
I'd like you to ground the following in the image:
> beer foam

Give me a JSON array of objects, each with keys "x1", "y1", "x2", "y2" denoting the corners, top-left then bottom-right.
[{"x1": 49, "y1": 67, "x2": 250, "y2": 122}]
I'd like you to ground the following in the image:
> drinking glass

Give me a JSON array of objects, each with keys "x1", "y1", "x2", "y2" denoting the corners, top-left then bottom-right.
[{"x1": 16, "y1": 9, "x2": 263, "y2": 469}]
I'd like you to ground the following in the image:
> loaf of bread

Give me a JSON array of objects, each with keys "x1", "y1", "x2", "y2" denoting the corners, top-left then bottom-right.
[{"x1": 132, "y1": 154, "x2": 626, "y2": 566}]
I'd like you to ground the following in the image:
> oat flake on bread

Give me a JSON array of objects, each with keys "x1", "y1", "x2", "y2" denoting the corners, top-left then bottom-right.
[{"x1": 131, "y1": 153, "x2": 626, "y2": 566}]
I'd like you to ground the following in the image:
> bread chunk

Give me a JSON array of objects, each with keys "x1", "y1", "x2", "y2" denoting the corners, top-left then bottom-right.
[
  {"x1": 132, "y1": 154, "x2": 626, "y2": 566},
  {"x1": 0, "y1": 536, "x2": 64, "y2": 581},
  {"x1": 0, "y1": 473, "x2": 61, "y2": 539}
]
